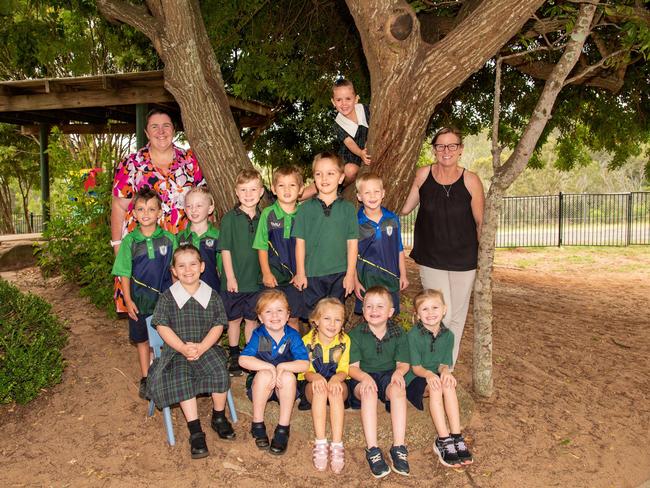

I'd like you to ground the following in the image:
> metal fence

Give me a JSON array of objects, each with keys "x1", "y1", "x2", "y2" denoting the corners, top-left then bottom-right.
[
  {"x1": 11, "y1": 213, "x2": 44, "y2": 234},
  {"x1": 400, "y1": 192, "x2": 650, "y2": 248}
]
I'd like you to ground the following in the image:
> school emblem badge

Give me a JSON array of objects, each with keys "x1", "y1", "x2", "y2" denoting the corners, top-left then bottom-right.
[
  {"x1": 386, "y1": 225, "x2": 393, "y2": 236},
  {"x1": 159, "y1": 245, "x2": 168, "y2": 256},
  {"x1": 206, "y1": 239, "x2": 215, "y2": 248}
]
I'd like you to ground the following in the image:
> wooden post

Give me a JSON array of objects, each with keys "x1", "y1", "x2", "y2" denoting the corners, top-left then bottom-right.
[
  {"x1": 39, "y1": 124, "x2": 50, "y2": 229},
  {"x1": 136, "y1": 103, "x2": 148, "y2": 149}
]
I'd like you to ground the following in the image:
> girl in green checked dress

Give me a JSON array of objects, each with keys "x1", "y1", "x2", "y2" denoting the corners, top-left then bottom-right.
[{"x1": 146, "y1": 245, "x2": 234, "y2": 459}]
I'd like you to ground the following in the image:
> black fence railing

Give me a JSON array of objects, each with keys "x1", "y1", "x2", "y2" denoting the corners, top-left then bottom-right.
[
  {"x1": 400, "y1": 192, "x2": 650, "y2": 248},
  {"x1": 11, "y1": 213, "x2": 44, "y2": 234}
]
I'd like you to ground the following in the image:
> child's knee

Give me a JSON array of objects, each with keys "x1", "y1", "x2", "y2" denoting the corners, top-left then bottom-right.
[
  {"x1": 344, "y1": 163, "x2": 358, "y2": 181},
  {"x1": 278, "y1": 371, "x2": 296, "y2": 388},
  {"x1": 387, "y1": 384, "x2": 406, "y2": 401},
  {"x1": 254, "y1": 369, "x2": 275, "y2": 388}
]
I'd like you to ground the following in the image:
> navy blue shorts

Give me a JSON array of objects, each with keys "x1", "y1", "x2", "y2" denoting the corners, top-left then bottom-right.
[
  {"x1": 296, "y1": 379, "x2": 350, "y2": 410},
  {"x1": 303, "y1": 272, "x2": 345, "y2": 318},
  {"x1": 220, "y1": 290, "x2": 260, "y2": 321},
  {"x1": 245, "y1": 371, "x2": 299, "y2": 403},
  {"x1": 354, "y1": 290, "x2": 400, "y2": 315},
  {"x1": 347, "y1": 370, "x2": 394, "y2": 412},
  {"x1": 128, "y1": 313, "x2": 149, "y2": 343},
  {"x1": 270, "y1": 283, "x2": 305, "y2": 320},
  {"x1": 405, "y1": 375, "x2": 439, "y2": 411}
]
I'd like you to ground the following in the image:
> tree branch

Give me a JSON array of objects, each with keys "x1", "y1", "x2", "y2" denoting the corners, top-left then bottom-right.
[
  {"x1": 491, "y1": 57, "x2": 503, "y2": 171},
  {"x1": 96, "y1": 0, "x2": 160, "y2": 44},
  {"x1": 563, "y1": 49, "x2": 625, "y2": 86}
]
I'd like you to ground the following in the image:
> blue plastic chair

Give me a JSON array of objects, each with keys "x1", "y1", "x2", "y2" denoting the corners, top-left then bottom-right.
[{"x1": 145, "y1": 317, "x2": 238, "y2": 447}]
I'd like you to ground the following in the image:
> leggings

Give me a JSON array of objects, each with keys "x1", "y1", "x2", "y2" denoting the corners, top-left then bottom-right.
[{"x1": 418, "y1": 265, "x2": 476, "y2": 367}]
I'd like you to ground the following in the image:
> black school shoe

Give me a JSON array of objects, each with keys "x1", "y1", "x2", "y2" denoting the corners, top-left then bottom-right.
[
  {"x1": 211, "y1": 415, "x2": 236, "y2": 440},
  {"x1": 389, "y1": 445, "x2": 410, "y2": 476},
  {"x1": 269, "y1": 425, "x2": 290, "y2": 455},
  {"x1": 189, "y1": 432, "x2": 209, "y2": 459},
  {"x1": 251, "y1": 422, "x2": 270, "y2": 450},
  {"x1": 228, "y1": 356, "x2": 243, "y2": 377},
  {"x1": 365, "y1": 446, "x2": 390, "y2": 479}
]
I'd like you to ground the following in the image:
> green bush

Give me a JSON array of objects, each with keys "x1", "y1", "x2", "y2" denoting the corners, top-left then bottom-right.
[
  {"x1": 36, "y1": 171, "x2": 116, "y2": 317},
  {"x1": 0, "y1": 279, "x2": 67, "y2": 404}
]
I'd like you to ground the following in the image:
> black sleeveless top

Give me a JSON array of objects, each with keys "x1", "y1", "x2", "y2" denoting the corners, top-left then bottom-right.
[{"x1": 410, "y1": 167, "x2": 478, "y2": 271}]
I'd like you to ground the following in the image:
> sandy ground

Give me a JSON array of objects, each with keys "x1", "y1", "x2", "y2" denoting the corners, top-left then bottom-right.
[{"x1": 1, "y1": 248, "x2": 649, "y2": 487}]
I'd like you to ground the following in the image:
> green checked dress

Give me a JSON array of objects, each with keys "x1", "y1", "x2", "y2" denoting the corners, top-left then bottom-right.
[{"x1": 146, "y1": 282, "x2": 230, "y2": 408}]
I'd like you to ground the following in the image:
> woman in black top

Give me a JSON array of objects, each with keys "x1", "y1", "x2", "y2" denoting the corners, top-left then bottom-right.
[{"x1": 401, "y1": 127, "x2": 485, "y2": 367}]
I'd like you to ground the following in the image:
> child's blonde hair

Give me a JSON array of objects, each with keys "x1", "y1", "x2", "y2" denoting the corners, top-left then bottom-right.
[
  {"x1": 185, "y1": 186, "x2": 215, "y2": 207},
  {"x1": 312, "y1": 151, "x2": 344, "y2": 173},
  {"x1": 255, "y1": 288, "x2": 290, "y2": 316},
  {"x1": 308, "y1": 297, "x2": 346, "y2": 347},
  {"x1": 355, "y1": 171, "x2": 384, "y2": 192},
  {"x1": 413, "y1": 289, "x2": 446, "y2": 318},
  {"x1": 235, "y1": 168, "x2": 263, "y2": 186},
  {"x1": 363, "y1": 285, "x2": 393, "y2": 306},
  {"x1": 272, "y1": 165, "x2": 304, "y2": 188}
]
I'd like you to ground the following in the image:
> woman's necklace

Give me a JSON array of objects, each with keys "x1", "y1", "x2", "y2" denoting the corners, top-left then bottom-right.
[{"x1": 441, "y1": 184, "x2": 452, "y2": 198}]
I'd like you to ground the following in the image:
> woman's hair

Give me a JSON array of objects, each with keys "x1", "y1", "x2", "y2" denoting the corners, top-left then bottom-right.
[
  {"x1": 235, "y1": 168, "x2": 263, "y2": 187},
  {"x1": 185, "y1": 186, "x2": 215, "y2": 207},
  {"x1": 413, "y1": 289, "x2": 446, "y2": 314},
  {"x1": 255, "y1": 288, "x2": 290, "y2": 316},
  {"x1": 272, "y1": 165, "x2": 304, "y2": 188},
  {"x1": 171, "y1": 244, "x2": 203, "y2": 266},
  {"x1": 431, "y1": 127, "x2": 463, "y2": 146},
  {"x1": 333, "y1": 78, "x2": 355, "y2": 94},
  {"x1": 312, "y1": 151, "x2": 344, "y2": 173},
  {"x1": 145, "y1": 107, "x2": 177, "y2": 128},
  {"x1": 132, "y1": 187, "x2": 162, "y2": 209},
  {"x1": 309, "y1": 298, "x2": 346, "y2": 346}
]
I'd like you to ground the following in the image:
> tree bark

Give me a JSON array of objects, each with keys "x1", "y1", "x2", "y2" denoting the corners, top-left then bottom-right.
[
  {"x1": 0, "y1": 179, "x2": 15, "y2": 234},
  {"x1": 344, "y1": 0, "x2": 545, "y2": 210},
  {"x1": 472, "y1": 2, "x2": 597, "y2": 397},
  {"x1": 97, "y1": 0, "x2": 253, "y2": 217}
]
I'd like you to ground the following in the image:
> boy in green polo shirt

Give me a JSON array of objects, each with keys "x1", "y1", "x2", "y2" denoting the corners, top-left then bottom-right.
[
  {"x1": 253, "y1": 165, "x2": 305, "y2": 332},
  {"x1": 348, "y1": 286, "x2": 413, "y2": 478},
  {"x1": 292, "y1": 152, "x2": 358, "y2": 316},
  {"x1": 112, "y1": 188, "x2": 176, "y2": 399},
  {"x1": 219, "y1": 168, "x2": 265, "y2": 376}
]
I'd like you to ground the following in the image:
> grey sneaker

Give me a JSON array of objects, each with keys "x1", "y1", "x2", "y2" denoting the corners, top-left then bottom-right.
[
  {"x1": 389, "y1": 445, "x2": 410, "y2": 476},
  {"x1": 365, "y1": 446, "x2": 390, "y2": 478},
  {"x1": 453, "y1": 434, "x2": 473, "y2": 465},
  {"x1": 434, "y1": 436, "x2": 462, "y2": 467}
]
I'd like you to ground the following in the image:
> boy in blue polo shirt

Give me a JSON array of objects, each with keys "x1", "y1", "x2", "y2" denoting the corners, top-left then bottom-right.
[
  {"x1": 239, "y1": 289, "x2": 309, "y2": 455},
  {"x1": 253, "y1": 165, "x2": 305, "y2": 332},
  {"x1": 293, "y1": 152, "x2": 358, "y2": 316},
  {"x1": 219, "y1": 169, "x2": 265, "y2": 376},
  {"x1": 355, "y1": 173, "x2": 408, "y2": 314},
  {"x1": 112, "y1": 188, "x2": 176, "y2": 399}
]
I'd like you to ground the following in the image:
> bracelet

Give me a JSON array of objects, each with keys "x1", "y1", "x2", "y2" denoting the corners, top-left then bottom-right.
[{"x1": 110, "y1": 239, "x2": 122, "y2": 247}]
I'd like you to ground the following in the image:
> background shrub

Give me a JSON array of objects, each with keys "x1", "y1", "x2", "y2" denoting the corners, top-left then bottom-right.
[{"x1": 0, "y1": 279, "x2": 67, "y2": 404}]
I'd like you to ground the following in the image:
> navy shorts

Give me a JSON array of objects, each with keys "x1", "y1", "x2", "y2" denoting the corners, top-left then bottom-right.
[
  {"x1": 245, "y1": 371, "x2": 299, "y2": 403},
  {"x1": 128, "y1": 313, "x2": 149, "y2": 343},
  {"x1": 303, "y1": 272, "x2": 345, "y2": 318},
  {"x1": 297, "y1": 379, "x2": 350, "y2": 410},
  {"x1": 354, "y1": 290, "x2": 400, "y2": 315},
  {"x1": 405, "y1": 375, "x2": 439, "y2": 411},
  {"x1": 220, "y1": 291, "x2": 260, "y2": 321},
  {"x1": 347, "y1": 370, "x2": 394, "y2": 412},
  {"x1": 270, "y1": 283, "x2": 306, "y2": 320}
]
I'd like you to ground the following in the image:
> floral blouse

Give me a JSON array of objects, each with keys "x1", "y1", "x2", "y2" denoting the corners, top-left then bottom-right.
[{"x1": 112, "y1": 144, "x2": 206, "y2": 236}]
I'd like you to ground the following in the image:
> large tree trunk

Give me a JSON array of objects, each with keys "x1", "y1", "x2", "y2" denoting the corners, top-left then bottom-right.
[
  {"x1": 345, "y1": 0, "x2": 545, "y2": 209},
  {"x1": 0, "y1": 179, "x2": 15, "y2": 234},
  {"x1": 472, "y1": 3, "x2": 597, "y2": 397},
  {"x1": 97, "y1": 0, "x2": 252, "y2": 217}
]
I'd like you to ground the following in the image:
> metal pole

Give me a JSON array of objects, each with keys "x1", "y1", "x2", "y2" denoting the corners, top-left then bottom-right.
[
  {"x1": 557, "y1": 192, "x2": 563, "y2": 247},
  {"x1": 626, "y1": 192, "x2": 633, "y2": 246},
  {"x1": 136, "y1": 103, "x2": 148, "y2": 149},
  {"x1": 39, "y1": 124, "x2": 50, "y2": 229}
]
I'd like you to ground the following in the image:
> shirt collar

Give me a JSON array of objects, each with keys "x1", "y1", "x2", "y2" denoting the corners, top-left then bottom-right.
[
  {"x1": 132, "y1": 225, "x2": 163, "y2": 241},
  {"x1": 357, "y1": 206, "x2": 389, "y2": 225},
  {"x1": 186, "y1": 222, "x2": 219, "y2": 239},
  {"x1": 233, "y1": 204, "x2": 261, "y2": 219},
  {"x1": 335, "y1": 104, "x2": 368, "y2": 138},
  {"x1": 314, "y1": 196, "x2": 342, "y2": 216},
  {"x1": 169, "y1": 280, "x2": 212, "y2": 309}
]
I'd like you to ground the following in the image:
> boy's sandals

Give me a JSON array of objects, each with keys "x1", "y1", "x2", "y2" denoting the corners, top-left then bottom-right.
[
  {"x1": 330, "y1": 443, "x2": 345, "y2": 474},
  {"x1": 312, "y1": 442, "x2": 329, "y2": 471}
]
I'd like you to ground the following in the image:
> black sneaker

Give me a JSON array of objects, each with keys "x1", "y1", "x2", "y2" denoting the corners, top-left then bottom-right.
[
  {"x1": 389, "y1": 445, "x2": 410, "y2": 476},
  {"x1": 434, "y1": 436, "x2": 462, "y2": 467},
  {"x1": 139, "y1": 377, "x2": 148, "y2": 400},
  {"x1": 452, "y1": 434, "x2": 473, "y2": 465},
  {"x1": 365, "y1": 446, "x2": 390, "y2": 479},
  {"x1": 211, "y1": 415, "x2": 236, "y2": 440},
  {"x1": 228, "y1": 356, "x2": 242, "y2": 377},
  {"x1": 189, "y1": 432, "x2": 209, "y2": 459}
]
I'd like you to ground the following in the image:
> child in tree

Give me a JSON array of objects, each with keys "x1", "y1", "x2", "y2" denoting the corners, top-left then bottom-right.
[
  {"x1": 112, "y1": 188, "x2": 176, "y2": 399},
  {"x1": 299, "y1": 298, "x2": 350, "y2": 473},
  {"x1": 146, "y1": 245, "x2": 234, "y2": 459},
  {"x1": 407, "y1": 289, "x2": 473, "y2": 467},
  {"x1": 239, "y1": 289, "x2": 309, "y2": 455}
]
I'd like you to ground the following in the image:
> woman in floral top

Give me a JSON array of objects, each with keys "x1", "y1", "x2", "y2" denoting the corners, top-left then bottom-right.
[{"x1": 111, "y1": 108, "x2": 206, "y2": 312}]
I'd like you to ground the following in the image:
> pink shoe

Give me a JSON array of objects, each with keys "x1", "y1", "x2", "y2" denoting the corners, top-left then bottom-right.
[
  {"x1": 330, "y1": 443, "x2": 345, "y2": 474},
  {"x1": 313, "y1": 442, "x2": 329, "y2": 472}
]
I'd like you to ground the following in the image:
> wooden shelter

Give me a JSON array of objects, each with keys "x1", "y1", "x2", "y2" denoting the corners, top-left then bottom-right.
[{"x1": 0, "y1": 71, "x2": 273, "y2": 224}]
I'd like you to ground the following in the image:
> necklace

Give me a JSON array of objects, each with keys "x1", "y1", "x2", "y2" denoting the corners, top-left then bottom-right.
[{"x1": 441, "y1": 184, "x2": 452, "y2": 198}]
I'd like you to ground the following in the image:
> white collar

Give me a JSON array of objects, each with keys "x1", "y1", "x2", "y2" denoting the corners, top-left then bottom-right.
[
  {"x1": 169, "y1": 280, "x2": 212, "y2": 309},
  {"x1": 335, "y1": 103, "x2": 368, "y2": 138}
]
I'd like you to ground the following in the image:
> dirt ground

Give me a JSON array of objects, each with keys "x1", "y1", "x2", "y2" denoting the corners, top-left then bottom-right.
[{"x1": 1, "y1": 247, "x2": 649, "y2": 488}]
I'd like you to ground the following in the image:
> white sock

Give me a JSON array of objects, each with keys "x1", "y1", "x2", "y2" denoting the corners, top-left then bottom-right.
[
  {"x1": 331, "y1": 441, "x2": 343, "y2": 448},
  {"x1": 315, "y1": 438, "x2": 328, "y2": 445}
]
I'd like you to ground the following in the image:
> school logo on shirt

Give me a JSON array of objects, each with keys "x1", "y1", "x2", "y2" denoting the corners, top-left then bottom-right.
[
  {"x1": 278, "y1": 343, "x2": 287, "y2": 355},
  {"x1": 386, "y1": 225, "x2": 393, "y2": 236},
  {"x1": 270, "y1": 221, "x2": 282, "y2": 229},
  {"x1": 159, "y1": 245, "x2": 169, "y2": 256},
  {"x1": 205, "y1": 239, "x2": 215, "y2": 248}
]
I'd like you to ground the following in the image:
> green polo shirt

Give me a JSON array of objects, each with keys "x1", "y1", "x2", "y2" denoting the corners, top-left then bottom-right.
[
  {"x1": 218, "y1": 206, "x2": 261, "y2": 293},
  {"x1": 407, "y1": 323, "x2": 454, "y2": 373},
  {"x1": 292, "y1": 197, "x2": 358, "y2": 277},
  {"x1": 349, "y1": 321, "x2": 414, "y2": 384}
]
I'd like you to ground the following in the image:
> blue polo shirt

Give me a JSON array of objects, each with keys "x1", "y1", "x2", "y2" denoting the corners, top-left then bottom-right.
[
  {"x1": 241, "y1": 324, "x2": 309, "y2": 366},
  {"x1": 357, "y1": 207, "x2": 403, "y2": 293}
]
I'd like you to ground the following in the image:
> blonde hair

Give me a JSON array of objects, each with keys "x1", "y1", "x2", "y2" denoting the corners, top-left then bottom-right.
[
  {"x1": 363, "y1": 286, "x2": 393, "y2": 305},
  {"x1": 272, "y1": 165, "x2": 304, "y2": 188},
  {"x1": 255, "y1": 289, "x2": 290, "y2": 316},
  {"x1": 413, "y1": 289, "x2": 446, "y2": 316},
  {"x1": 185, "y1": 186, "x2": 215, "y2": 207},
  {"x1": 309, "y1": 298, "x2": 346, "y2": 347},
  {"x1": 312, "y1": 152, "x2": 344, "y2": 173},
  {"x1": 355, "y1": 171, "x2": 384, "y2": 192},
  {"x1": 235, "y1": 168, "x2": 263, "y2": 187},
  {"x1": 432, "y1": 127, "x2": 463, "y2": 146}
]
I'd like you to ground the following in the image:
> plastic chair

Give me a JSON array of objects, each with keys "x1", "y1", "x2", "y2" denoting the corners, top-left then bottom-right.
[{"x1": 145, "y1": 317, "x2": 238, "y2": 447}]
